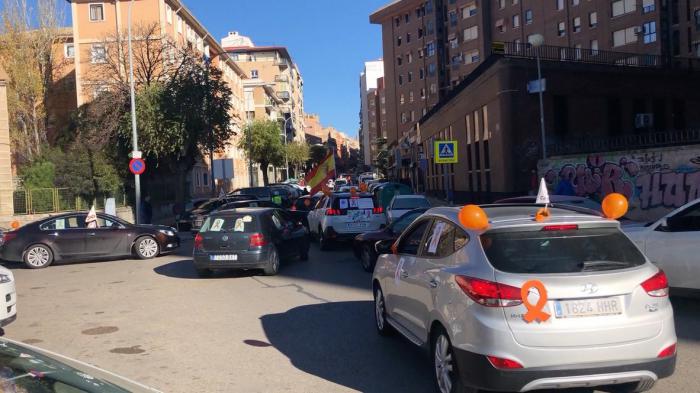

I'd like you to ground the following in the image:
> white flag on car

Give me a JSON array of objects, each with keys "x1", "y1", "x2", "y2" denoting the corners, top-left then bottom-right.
[
  {"x1": 535, "y1": 178, "x2": 550, "y2": 205},
  {"x1": 86, "y1": 205, "x2": 98, "y2": 229}
]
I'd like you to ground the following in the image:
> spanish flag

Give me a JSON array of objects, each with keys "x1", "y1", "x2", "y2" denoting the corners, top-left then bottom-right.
[{"x1": 305, "y1": 153, "x2": 336, "y2": 195}]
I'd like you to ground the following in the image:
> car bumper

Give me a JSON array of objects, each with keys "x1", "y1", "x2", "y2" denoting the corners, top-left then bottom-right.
[
  {"x1": 193, "y1": 249, "x2": 270, "y2": 270},
  {"x1": 453, "y1": 348, "x2": 675, "y2": 392},
  {"x1": 0, "y1": 282, "x2": 17, "y2": 327}
]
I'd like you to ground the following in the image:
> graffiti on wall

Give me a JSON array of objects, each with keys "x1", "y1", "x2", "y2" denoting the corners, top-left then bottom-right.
[{"x1": 539, "y1": 147, "x2": 700, "y2": 221}]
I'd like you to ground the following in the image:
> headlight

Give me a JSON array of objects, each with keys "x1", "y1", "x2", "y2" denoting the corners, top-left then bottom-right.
[
  {"x1": 158, "y1": 229, "x2": 175, "y2": 237},
  {"x1": 0, "y1": 274, "x2": 13, "y2": 284}
]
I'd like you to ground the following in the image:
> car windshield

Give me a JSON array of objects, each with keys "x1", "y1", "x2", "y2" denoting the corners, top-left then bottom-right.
[
  {"x1": 233, "y1": 188, "x2": 271, "y2": 198},
  {"x1": 197, "y1": 199, "x2": 225, "y2": 211},
  {"x1": 0, "y1": 339, "x2": 129, "y2": 392},
  {"x1": 332, "y1": 197, "x2": 374, "y2": 211},
  {"x1": 200, "y1": 214, "x2": 259, "y2": 233},
  {"x1": 481, "y1": 227, "x2": 646, "y2": 274},
  {"x1": 392, "y1": 198, "x2": 429, "y2": 210}
]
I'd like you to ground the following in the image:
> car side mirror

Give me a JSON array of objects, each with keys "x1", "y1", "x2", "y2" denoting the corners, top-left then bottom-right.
[
  {"x1": 375, "y1": 239, "x2": 394, "y2": 255},
  {"x1": 655, "y1": 218, "x2": 669, "y2": 232}
]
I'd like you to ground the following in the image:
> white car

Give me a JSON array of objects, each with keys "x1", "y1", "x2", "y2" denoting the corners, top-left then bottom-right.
[
  {"x1": 624, "y1": 198, "x2": 700, "y2": 294},
  {"x1": 387, "y1": 195, "x2": 431, "y2": 221},
  {"x1": 307, "y1": 192, "x2": 386, "y2": 250},
  {"x1": 0, "y1": 265, "x2": 16, "y2": 327}
]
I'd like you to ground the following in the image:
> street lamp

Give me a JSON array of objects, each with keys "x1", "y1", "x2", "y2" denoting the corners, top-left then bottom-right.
[
  {"x1": 281, "y1": 115, "x2": 294, "y2": 181},
  {"x1": 127, "y1": 0, "x2": 141, "y2": 223},
  {"x1": 530, "y1": 33, "x2": 547, "y2": 160}
]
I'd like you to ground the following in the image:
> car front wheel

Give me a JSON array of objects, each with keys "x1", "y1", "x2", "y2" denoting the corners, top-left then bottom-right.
[
  {"x1": 23, "y1": 244, "x2": 53, "y2": 269},
  {"x1": 135, "y1": 236, "x2": 160, "y2": 259}
]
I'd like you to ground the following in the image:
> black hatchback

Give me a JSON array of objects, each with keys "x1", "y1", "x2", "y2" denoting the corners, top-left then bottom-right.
[{"x1": 192, "y1": 208, "x2": 309, "y2": 277}]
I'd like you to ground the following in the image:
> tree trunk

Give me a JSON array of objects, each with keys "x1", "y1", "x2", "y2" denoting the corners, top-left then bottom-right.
[{"x1": 260, "y1": 161, "x2": 269, "y2": 186}]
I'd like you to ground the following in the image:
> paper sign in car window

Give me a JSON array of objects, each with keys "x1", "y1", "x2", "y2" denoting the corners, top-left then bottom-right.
[
  {"x1": 358, "y1": 198, "x2": 374, "y2": 209},
  {"x1": 242, "y1": 215, "x2": 253, "y2": 223},
  {"x1": 210, "y1": 218, "x2": 224, "y2": 232},
  {"x1": 55, "y1": 219, "x2": 65, "y2": 230},
  {"x1": 349, "y1": 199, "x2": 359, "y2": 209},
  {"x1": 233, "y1": 218, "x2": 245, "y2": 232},
  {"x1": 339, "y1": 199, "x2": 349, "y2": 209},
  {"x1": 428, "y1": 222, "x2": 446, "y2": 254}
]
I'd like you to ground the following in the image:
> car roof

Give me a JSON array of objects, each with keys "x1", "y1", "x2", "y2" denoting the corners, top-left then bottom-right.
[
  {"x1": 497, "y1": 195, "x2": 592, "y2": 203},
  {"x1": 330, "y1": 192, "x2": 373, "y2": 198},
  {"x1": 393, "y1": 194, "x2": 426, "y2": 199},
  {"x1": 210, "y1": 207, "x2": 277, "y2": 216},
  {"x1": 424, "y1": 204, "x2": 615, "y2": 232}
]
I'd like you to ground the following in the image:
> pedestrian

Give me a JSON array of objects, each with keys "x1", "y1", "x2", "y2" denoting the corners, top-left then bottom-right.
[{"x1": 140, "y1": 196, "x2": 153, "y2": 224}]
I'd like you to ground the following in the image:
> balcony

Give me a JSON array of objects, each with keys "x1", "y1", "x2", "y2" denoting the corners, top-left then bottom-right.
[
  {"x1": 276, "y1": 90, "x2": 291, "y2": 100},
  {"x1": 275, "y1": 58, "x2": 290, "y2": 68},
  {"x1": 548, "y1": 129, "x2": 700, "y2": 156},
  {"x1": 275, "y1": 74, "x2": 289, "y2": 82}
]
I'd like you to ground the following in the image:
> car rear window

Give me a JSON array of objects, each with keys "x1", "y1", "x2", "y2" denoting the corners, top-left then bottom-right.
[
  {"x1": 480, "y1": 227, "x2": 646, "y2": 274},
  {"x1": 332, "y1": 197, "x2": 374, "y2": 210},
  {"x1": 234, "y1": 188, "x2": 271, "y2": 198},
  {"x1": 393, "y1": 198, "x2": 430, "y2": 209},
  {"x1": 200, "y1": 215, "x2": 259, "y2": 233}
]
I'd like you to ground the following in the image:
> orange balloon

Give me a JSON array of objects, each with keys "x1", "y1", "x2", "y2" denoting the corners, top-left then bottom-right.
[
  {"x1": 535, "y1": 207, "x2": 550, "y2": 222},
  {"x1": 458, "y1": 205, "x2": 489, "y2": 231},
  {"x1": 359, "y1": 183, "x2": 368, "y2": 192},
  {"x1": 602, "y1": 193, "x2": 628, "y2": 219},
  {"x1": 10, "y1": 220, "x2": 20, "y2": 229}
]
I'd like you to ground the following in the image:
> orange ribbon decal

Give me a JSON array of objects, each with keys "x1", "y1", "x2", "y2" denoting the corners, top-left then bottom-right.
[{"x1": 521, "y1": 280, "x2": 550, "y2": 323}]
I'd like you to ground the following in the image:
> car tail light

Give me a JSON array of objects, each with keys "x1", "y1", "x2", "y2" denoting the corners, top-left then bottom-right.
[
  {"x1": 658, "y1": 343, "x2": 676, "y2": 358},
  {"x1": 455, "y1": 276, "x2": 523, "y2": 307},
  {"x1": 194, "y1": 233, "x2": 203, "y2": 251},
  {"x1": 487, "y1": 355, "x2": 523, "y2": 369},
  {"x1": 641, "y1": 270, "x2": 669, "y2": 297},
  {"x1": 325, "y1": 208, "x2": 344, "y2": 216},
  {"x1": 249, "y1": 233, "x2": 268, "y2": 248},
  {"x1": 541, "y1": 224, "x2": 579, "y2": 231},
  {"x1": 373, "y1": 207, "x2": 384, "y2": 214}
]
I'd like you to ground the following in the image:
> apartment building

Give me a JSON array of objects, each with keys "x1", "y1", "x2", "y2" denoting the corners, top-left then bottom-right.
[
  {"x1": 68, "y1": 0, "x2": 250, "y2": 193},
  {"x1": 47, "y1": 28, "x2": 78, "y2": 142},
  {"x1": 371, "y1": 0, "x2": 700, "y2": 147},
  {"x1": 364, "y1": 76, "x2": 388, "y2": 164},
  {"x1": 223, "y1": 32, "x2": 305, "y2": 143},
  {"x1": 0, "y1": 65, "x2": 12, "y2": 216},
  {"x1": 303, "y1": 114, "x2": 325, "y2": 145},
  {"x1": 359, "y1": 60, "x2": 384, "y2": 166}
]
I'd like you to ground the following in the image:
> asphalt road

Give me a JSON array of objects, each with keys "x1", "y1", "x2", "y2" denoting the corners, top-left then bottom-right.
[{"x1": 2, "y1": 236, "x2": 699, "y2": 393}]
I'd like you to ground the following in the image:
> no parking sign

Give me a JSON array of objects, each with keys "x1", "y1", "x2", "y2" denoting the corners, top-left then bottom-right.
[{"x1": 129, "y1": 158, "x2": 146, "y2": 175}]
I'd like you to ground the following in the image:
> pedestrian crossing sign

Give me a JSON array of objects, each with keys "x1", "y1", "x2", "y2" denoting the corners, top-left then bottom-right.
[{"x1": 434, "y1": 140, "x2": 458, "y2": 164}]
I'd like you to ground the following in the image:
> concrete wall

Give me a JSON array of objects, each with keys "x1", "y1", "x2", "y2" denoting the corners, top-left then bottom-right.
[
  {"x1": 0, "y1": 68, "x2": 12, "y2": 217},
  {"x1": 539, "y1": 145, "x2": 700, "y2": 222}
]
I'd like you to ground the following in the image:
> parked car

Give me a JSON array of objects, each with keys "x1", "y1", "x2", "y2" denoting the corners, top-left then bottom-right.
[
  {"x1": 0, "y1": 265, "x2": 16, "y2": 327},
  {"x1": 186, "y1": 195, "x2": 263, "y2": 232},
  {"x1": 0, "y1": 336, "x2": 159, "y2": 392},
  {"x1": 0, "y1": 213, "x2": 180, "y2": 269},
  {"x1": 270, "y1": 183, "x2": 303, "y2": 200},
  {"x1": 353, "y1": 207, "x2": 428, "y2": 272},
  {"x1": 288, "y1": 193, "x2": 322, "y2": 229},
  {"x1": 372, "y1": 205, "x2": 676, "y2": 393},
  {"x1": 307, "y1": 192, "x2": 386, "y2": 250},
  {"x1": 193, "y1": 208, "x2": 310, "y2": 277},
  {"x1": 495, "y1": 195, "x2": 602, "y2": 212},
  {"x1": 386, "y1": 194, "x2": 431, "y2": 221},
  {"x1": 373, "y1": 182, "x2": 413, "y2": 210},
  {"x1": 625, "y1": 197, "x2": 700, "y2": 295},
  {"x1": 213, "y1": 199, "x2": 279, "y2": 213},
  {"x1": 174, "y1": 198, "x2": 211, "y2": 231}
]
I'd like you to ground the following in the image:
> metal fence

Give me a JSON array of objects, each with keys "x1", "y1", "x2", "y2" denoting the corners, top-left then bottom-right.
[{"x1": 12, "y1": 188, "x2": 128, "y2": 215}]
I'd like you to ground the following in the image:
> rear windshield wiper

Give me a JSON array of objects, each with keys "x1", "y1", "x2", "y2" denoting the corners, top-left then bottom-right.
[{"x1": 581, "y1": 260, "x2": 630, "y2": 271}]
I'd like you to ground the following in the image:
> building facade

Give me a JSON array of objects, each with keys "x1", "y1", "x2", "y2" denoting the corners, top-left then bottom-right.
[
  {"x1": 223, "y1": 32, "x2": 305, "y2": 143},
  {"x1": 68, "y1": 0, "x2": 249, "y2": 196},
  {"x1": 0, "y1": 66, "x2": 12, "y2": 216},
  {"x1": 371, "y1": 0, "x2": 700, "y2": 148},
  {"x1": 359, "y1": 60, "x2": 384, "y2": 166}
]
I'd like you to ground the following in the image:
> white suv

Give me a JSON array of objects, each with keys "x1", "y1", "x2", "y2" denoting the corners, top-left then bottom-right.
[
  {"x1": 372, "y1": 205, "x2": 676, "y2": 393},
  {"x1": 308, "y1": 192, "x2": 386, "y2": 250}
]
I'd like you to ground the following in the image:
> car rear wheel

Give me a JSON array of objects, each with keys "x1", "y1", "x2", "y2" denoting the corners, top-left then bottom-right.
[
  {"x1": 135, "y1": 236, "x2": 159, "y2": 259},
  {"x1": 432, "y1": 327, "x2": 472, "y2": 393},
  {"x1": 23, "y1": 244, "x2": 53, "y2": 269},
  {"x1": 373, "y1": 285, "x2": 392, "y2": 336},
  {"x1": 361, "y1": 244, "x2": 375, "y2": 272},
  {"x1": 263, "y1": 246, "x2": 280, "y2": 276}
]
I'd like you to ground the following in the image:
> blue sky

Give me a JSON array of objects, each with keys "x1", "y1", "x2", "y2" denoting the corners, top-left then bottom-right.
[{"x1": 51, "y1": 0, "x2": 388, "y2": 139}]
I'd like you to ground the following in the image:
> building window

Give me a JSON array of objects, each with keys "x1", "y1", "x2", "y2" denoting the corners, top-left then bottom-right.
[
  {"x1": 513, "y1": 14, "x2": 520, "y2": 28},
  {"x1": 418, "y1": 48, "x2": 424, "y2": 58},
  {"x1": 400, "y1": 94, "x2": 405, "y2": 104},
  {"x1": 572, "y1": 0, "x2": 579, "y2": 5},
  {"x1": 407, "y1": 52, "x2": 413, "y2": 63},
  {"x1": 399, "y1": 75, "x2": 404, "y2": 85},
  {"x1": 401, "y1": 112, "x2": 407, "y2": 124},
  {"x1": 512, "y1": 0, "x2": 519, "y2": 4},
  {"x1": 612, "y1": 0, "x2": 636, "y2": 17},
  {"x1": 573, "y1": 17, "x2": 581, "y2": 32},
  {"x1": 557, "y1": 22, "x2": 566, "y2": 36},
  {"x1": 574, "y1": 44, "x2": 582, "y2": 59},
  {"x1": 464, "y1": 49, "x2": 479, "y2": 64},
  {"x1": 89, "y1": 3, "x2": 104, "y2": 21},
  {"x1": 642, "y1": 0, "x2": 655, "y2": 13},
  {"x1": 395, "y1": 17, "x2": 400, "y2": 27},
  {"x1": 408, "y1": 72, "x2": 413, "y2": 82},
  {"x1": 525, "y1": 9, "x2": 533, "y2": 24},
  {"x1": 203, "y1": 173, "x2": 209, "y2": 187},
  {"x1": 428, "y1": 63, "x2": 436, "y2": 76},
  {"x1": 419, "y1": 68, "x2": 424, "y2": 79},
  {"x1": 427, "y1": 20, "x2": 434, "y2": 34},
  {"x1": 498, "y1": 0, "x2": 505, "y2": 9},
  {"x1": 90, "y1": 44, "x2": 106, "y2": 63},
  {"x1": 591, "y1": 39, "x2": 599, "y2": 54},
  {"x1": 177, "y1": 16, "x2": 183, "y2": 34},
  {"x1": 420, "y1": 88, "x2": 426, "y2": 99},
  {"x1": 407, "y1": 33, "x2": 411, "y2": 43},
  {"x1": 451, "y1": 54, "x2": 462, "y2": 65},
  {"x1": 93, "y1": 84, "x2": 108, "y2": 99},
  {"x1": 643, "y1": 21, "x2": 657, "y2": 43},
  {"x1": 589, "y1": 11, "x2": 598, "y2": 27},
  {"x1": 463, "y1": 26, "x2": 478, "y2": 41},
  {"x1": 409, "y1": 91, "x2": 414, "y2": 102},
  {"x1": 251, "y1": 69, "x2": 259, "y2": 79},
  {"x1": 427, "y1": 41, "x2": 436, "y2": 56},
  {"x1": 405, "y1": 13, "x2": 410, "y2": 23},
  {"x1": 450, "y1": 37, "x2": 459, "y2": 48},
  {"x1": 496, "y1": 19, "x2": 505, "y2": 33},
  {"x1": 426, "y1": 0, "x2": 433, "y2": 13},
  {"x1": 430, "y1": 83, "x2": 437, "y2": 94},
  {"x1": 397, "y1": 56, "x2": 403, "y2": 66},
  {"x1": 166, "y1": 4, "x2": 173, "y2": 24},
  {"x1": 397, "y1": 36, "x2": 402, "y2": 47},
  {"x1": 411, "y1": 111, "x2": 415, "y2": 121},
  {"x1": 695, "y1": 9, "x2": 700, "y2": 28},
  {"x1": 64, "y1": 43, "x2": 75, "y2": 59},
  {"x1": 462, "y1": 3, "x2": 477, "y2": 18},
  {"x1": 556, "y1": 0, "x2": 564, "y2": 11},
  {"x1": 613, "y1": 26, "x2": 637, "y2": 47},
  {"x1": 449, "y1": 10, "x2": 458, "y2": 26},
  {"x1": 418, "y1": 28, "x2": 424, "y2": 38}
]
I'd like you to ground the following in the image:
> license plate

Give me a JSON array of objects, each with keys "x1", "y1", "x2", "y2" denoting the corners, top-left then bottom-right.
[
  {"x1": 346, "y1": 222, "x2": 368, "y2": 229},
  {"x1": 210, "y1": 254, "x2": 238, "y2": 261},
  {"x1": 554, "y1": 297, "x2": 622, "y2": 318}
]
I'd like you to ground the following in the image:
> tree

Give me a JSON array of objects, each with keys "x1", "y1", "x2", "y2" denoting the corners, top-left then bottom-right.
[
  {"x1": 238, "y1": 120, "x2": 285, "y2": 186},
  {"x1": 285, "y1": 141, "x2": 309, "y2": 178},
  {"x1": 0, "y1": 0, "x2": 66, "y2": 163},
  {"x1": 374, "y1": 137, "x2": 390, "y2": 179},
  {"x1": 308, "y1": 144, "x2": 328, "y2": 167}
]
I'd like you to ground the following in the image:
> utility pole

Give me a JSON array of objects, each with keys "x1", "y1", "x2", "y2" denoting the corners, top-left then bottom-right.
[
  {"x1": 530, "y1": 34, "x2": 547, "y2": 160},
  {"x1": 247, "y1": 118, "x2": 254, "y2": 187},
  {"x1": 282, "y1": 115, "x2": 294, "y2": 181},
  {"x1": 128, "y1": 0, "x2": 140, "y2": 224}
]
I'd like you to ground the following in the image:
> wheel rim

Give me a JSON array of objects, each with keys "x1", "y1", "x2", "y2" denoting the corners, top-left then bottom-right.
[
  {"x1": 271, "y1": 250, "x2": 279, "y2": 272},
  {"x1": 361, "y1": 246, "x2": 372, "y2": 269},
  {"x1": 375, "y1": 289, "x2": 385, "y2": 330},
  {"x1": 26, "y1": 247, "x2": 50, "y2": 267},
  {"x1": 435, "y1": 334, "x2": 454, "y2": 393},
  {"x1": 139, "y1": 238, "x2": 158, "y2": 258}
]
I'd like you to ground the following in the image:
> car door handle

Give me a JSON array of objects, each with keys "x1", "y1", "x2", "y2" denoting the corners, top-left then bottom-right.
[
  {"x1": 49, "y1": 232, "x2": 59, "y2": 237},
  {"x1": 88, "y1": 232, "x2": 96, "y2": 236},
  {"x1": 429, "y1": 279, "x2": 439, "y2": 288},
  {"x1": 400, "y1": 270, "x2": 408, "y2": 279}
]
